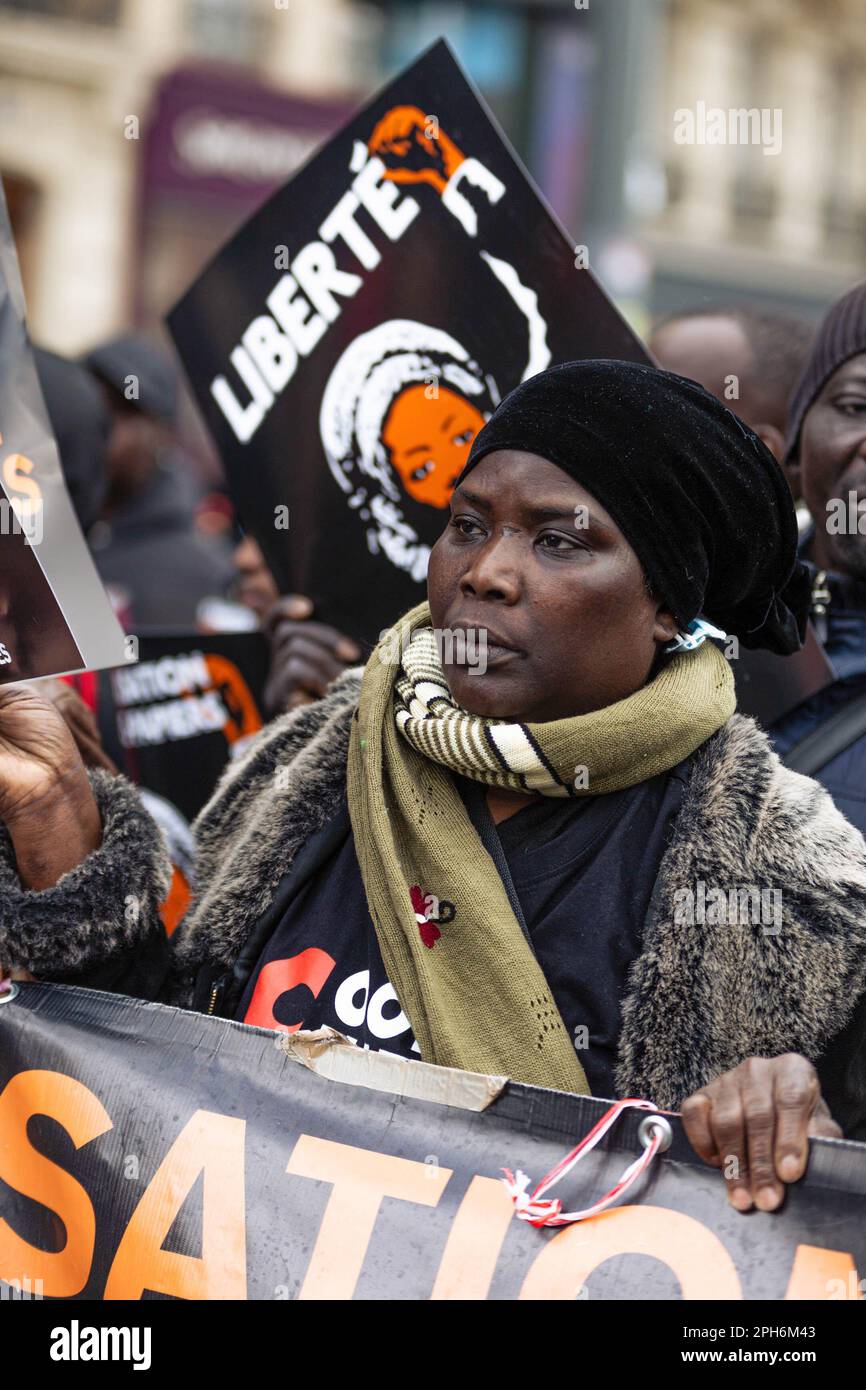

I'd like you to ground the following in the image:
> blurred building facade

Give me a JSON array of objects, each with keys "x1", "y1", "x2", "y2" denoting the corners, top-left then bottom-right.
[
  {"x1": 0, "y1": 0, "x2": 377, "y2": 351},
  {"x1": 639, "y1": 0, "x2": 866, "y2": 322},
  {"x1": 1, "y1": 0, "x2": 866, "y2": 355}
]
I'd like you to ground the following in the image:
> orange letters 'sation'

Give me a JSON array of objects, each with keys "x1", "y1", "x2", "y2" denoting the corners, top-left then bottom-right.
[
  {"x1": 785, "y1": 1243, "x2": 863, "y2": 1300},
  {"x1": 0, "y1": 1069, "x2": 112, "y2": 1298},
  {"x1": 519, "y1": 1204, "x2": 743, "y2": 1301},
  {"x1": 243, "y1": 947, "x2": 336, "y2": 1032},
  {"x1": 104, "y1": 1109, "x2": 246, "y2": 1301},
  {"x1": 430, "y1": 1175, "x2": 514, "y2": 1300},
  {"x1": 287, "y1": 1135, "x2": 451, "y2": 1299}
]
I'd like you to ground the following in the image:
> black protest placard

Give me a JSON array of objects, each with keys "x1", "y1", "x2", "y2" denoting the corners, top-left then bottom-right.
[
  {"x1": 1, "y1": 980, "x2": 864, "y2": 1302},
  {"x1": 168, "y1": 39, "x2": 649, "y2": 647},
  {"x1": 0, "y1": 182, "x2": 126, "y2": 681},
  {"x1": 108, "y1": 631, "x2": 268, "y2": 822}
]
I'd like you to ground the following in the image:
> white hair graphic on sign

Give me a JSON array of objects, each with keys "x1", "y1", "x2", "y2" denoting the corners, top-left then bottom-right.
[
  {"x1": 319, "y1": 320, "x2": 494, "y2": 581},
  {"x1": 319, "y1": 285, "x2": 549, "y2": 581}
]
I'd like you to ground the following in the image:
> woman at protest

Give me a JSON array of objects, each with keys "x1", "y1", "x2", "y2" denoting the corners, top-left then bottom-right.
[{"x1": 2, "y1": 360, "x2": 866, "y2": 1217}]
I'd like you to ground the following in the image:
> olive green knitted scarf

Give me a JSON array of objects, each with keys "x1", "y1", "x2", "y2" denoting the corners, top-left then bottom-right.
[{"x1": 347, "y1": 602, "x2": 735, "y2": 1092}]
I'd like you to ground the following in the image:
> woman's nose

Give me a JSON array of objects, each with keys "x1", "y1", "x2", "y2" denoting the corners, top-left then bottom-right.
[{"x1": 459, "y1": 537, "x2": 521, "y2": 602}]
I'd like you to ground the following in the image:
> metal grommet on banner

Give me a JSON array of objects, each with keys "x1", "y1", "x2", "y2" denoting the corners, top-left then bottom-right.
[
  {"x1": 638, "y1": 1113, "x2": 673, "y2": 1153},
  {"x1": 0, "y1": 981, "x2": 20, "y2": 1004}
]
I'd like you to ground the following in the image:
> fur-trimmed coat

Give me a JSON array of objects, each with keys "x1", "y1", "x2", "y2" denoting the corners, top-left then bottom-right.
[{"x1": 4, "y1": 669, "x2": 866, "y2": 1131}]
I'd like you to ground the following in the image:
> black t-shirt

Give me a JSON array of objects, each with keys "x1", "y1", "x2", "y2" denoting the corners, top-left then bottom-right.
[{"x1": 235, "y1": 760, "x2": 693, "y2": 1096}]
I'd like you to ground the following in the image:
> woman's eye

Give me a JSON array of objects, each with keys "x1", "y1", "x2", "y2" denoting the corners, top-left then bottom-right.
[
  {"x1": 834, "y1": 398, "x2": 866, "y2": 416},
  {"x1": 537, "y1": 532, "x2": 582, "y2": 552},
  {"x1": 450, "y1": 516, "x2": 484, "y2": 537}
]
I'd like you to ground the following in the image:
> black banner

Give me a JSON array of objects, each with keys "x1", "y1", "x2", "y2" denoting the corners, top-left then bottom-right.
[
  {"x1": 105, "y1": 631, "x2": 268, "y2": 822},
  {"x1": 168, "y1": 40, "x2": 649, "y2": 647},
  {"x1": 1, "y1": 982, "x2": 864, "y2": 1302}
]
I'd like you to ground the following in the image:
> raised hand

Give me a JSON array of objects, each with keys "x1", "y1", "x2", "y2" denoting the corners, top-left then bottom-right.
[
  {"x1": 263, "y1": 595, "x2": 361, "y2": 715},
  {"x1": 0, "y1": 683, "x2": 102, "y2": 892},
  {"x1": 368, "y1": 105, "x2": 465, "y2": 194}
]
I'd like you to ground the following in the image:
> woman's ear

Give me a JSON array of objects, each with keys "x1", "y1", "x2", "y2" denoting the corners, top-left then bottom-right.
[
  {"x1": 753, "y1": 422, "x2": 785, "y2": 463},
  {"x1": 652, "y1": 606, "x2": 679, "y2": 645}
]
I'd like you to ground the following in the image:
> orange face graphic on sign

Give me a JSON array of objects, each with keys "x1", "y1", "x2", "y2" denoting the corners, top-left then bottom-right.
[{"x1": 382, "y1": 384, "x2": 484, "y2": 508}]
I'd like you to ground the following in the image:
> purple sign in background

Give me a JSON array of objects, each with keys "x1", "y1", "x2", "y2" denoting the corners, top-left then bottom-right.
[{"x1": 142, "y1": 65, "x2": 353, "y2": 206}]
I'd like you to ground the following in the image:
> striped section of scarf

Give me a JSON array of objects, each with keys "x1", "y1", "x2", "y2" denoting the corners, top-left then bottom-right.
[{"x1": 394, "y1": 626, "x2": 571, "y2": 796}]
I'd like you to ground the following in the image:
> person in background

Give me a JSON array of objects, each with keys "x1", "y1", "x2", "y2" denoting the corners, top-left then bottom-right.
[
  {"x1": 231, "y1": 533, "x2": 279, "y2": 624},
  {"x1": 197, "y1": 528, "x2": 358, "y2": 715},
  {"x1": 83, "y1": 333, "x2": 234, "y2": 628},
  {"x1": 219, "y1": 524, "x2": 361, "y2": 714},
  {"x1": 34, "y1": 347, "x2": 110, "y2": 534},
  {"x1": 649, "y1": 304, "x2": 814, "y2": 487},
  {"x1": 769, "y1": 282, "x2": 866, "y2": 837},
  {"x1": 262, "y1": 588, "x2": 361, "y2": 716}
]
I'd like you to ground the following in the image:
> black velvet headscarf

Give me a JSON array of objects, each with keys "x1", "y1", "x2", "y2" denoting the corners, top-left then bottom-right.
[{"x1": 458, "y1": 359, "x2": 809, "y2": 655}]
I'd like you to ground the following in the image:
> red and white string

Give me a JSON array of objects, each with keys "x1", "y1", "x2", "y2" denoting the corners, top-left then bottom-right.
[{"x1": 502, "y1": 1097, "x2": 667, "y2": 1228}]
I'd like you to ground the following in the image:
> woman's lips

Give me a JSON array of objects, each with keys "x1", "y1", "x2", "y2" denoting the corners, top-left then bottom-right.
[
  {"x1": 443, "y1": 624, "x2": 526, "y2": 673},
  {"x1": 482, "y1": 643, "x2": 524, "y2": 667}
]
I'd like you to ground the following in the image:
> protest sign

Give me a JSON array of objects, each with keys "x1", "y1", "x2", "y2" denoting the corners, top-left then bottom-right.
[
  {"x1": 0, "y1": 182, "x2": 126, "y2": 681},
  {"x1": 107, "y1": 631, "x2": 268, "y2": 821},
  {"x1": 168, "y1": 39, "x2": 649, "y2": 646},
  {"x1": 1, "y1": 981, "x2": 864, "y2": 1302}
]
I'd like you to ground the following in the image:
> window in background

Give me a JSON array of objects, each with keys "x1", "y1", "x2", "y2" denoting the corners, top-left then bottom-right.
[{"x1": 186, "y1": 0, "x2": 267, "y2": 67}]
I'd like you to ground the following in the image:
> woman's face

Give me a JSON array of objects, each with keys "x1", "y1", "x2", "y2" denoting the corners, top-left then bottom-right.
[{"x1": 426, "y1": 450, "x2": 677, "y2": 721}]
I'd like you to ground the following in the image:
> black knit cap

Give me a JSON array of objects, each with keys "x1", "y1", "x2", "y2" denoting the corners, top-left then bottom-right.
[
  {"x1": 458, "y1": 359, "x2": 809, "y2": 655},
  {"x1": 84, "y1": 333, "x2": 179, "y2": 425},
  {"x1": 785, "y1": 280, "x2": 866, "y2": 464}
]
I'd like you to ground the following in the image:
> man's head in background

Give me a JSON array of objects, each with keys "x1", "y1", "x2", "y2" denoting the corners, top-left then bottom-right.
[
  {"x1": 83, "y1": 334, "x2": 178, "y2": 512},
  {"x1": 784, "y1": 282, "x2": 866, "y2": 581},
  {"x1": 649, "y1": 305, "x2": 814, "y2": 474}
]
